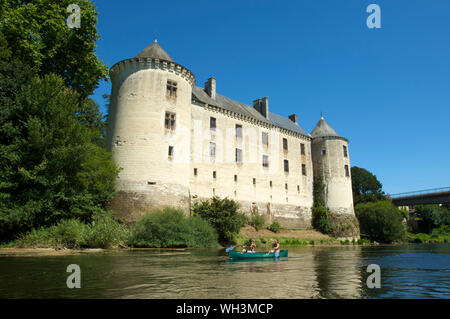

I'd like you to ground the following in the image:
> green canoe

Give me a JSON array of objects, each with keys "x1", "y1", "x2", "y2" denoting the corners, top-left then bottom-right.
[{"x1": 228, "y1": 250, "x2": 288, "y2": 259}]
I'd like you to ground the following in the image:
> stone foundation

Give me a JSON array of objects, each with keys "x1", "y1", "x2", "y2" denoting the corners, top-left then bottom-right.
[{"x1": 328, "y1": 212, "x2": 360, "y2": 240}]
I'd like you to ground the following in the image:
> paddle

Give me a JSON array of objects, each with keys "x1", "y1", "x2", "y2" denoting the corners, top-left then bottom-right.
[{"x1": 225, "y1": 246, "x2": 236, "y2": 253}]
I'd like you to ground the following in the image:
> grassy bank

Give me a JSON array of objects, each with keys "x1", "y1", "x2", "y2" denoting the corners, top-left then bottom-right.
[{"x1": 406, "y1": 225, "x2": 450, "y2": 243}]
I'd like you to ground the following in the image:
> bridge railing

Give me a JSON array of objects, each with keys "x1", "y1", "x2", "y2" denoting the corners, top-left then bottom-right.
[{"x1": 389, "y1": 187, "x2": 450, "y2": 198}]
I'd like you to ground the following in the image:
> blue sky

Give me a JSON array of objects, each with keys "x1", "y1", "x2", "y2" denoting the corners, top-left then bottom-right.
[{"x1": 90, "y1": 0, "x2": 450, "y2": 194}]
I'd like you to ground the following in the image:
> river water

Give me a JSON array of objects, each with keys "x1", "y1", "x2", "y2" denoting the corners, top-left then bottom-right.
[{"x1": 0, "y1": 244, "x2": 448, "y2": 299}]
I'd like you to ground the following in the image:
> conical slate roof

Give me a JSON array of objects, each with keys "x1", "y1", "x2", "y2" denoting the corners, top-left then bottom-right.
[
  {"x1": 311, "y1": 117, "x2": 340, "y2": 138},
  {"x1": 135, "y1": 40, "x2": 174, "y2": 62}
]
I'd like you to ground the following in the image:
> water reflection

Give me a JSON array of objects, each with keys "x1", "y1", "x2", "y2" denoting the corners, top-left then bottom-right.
[{"x1": 0, "y1": 245, "x2": 448, "y2": 298}]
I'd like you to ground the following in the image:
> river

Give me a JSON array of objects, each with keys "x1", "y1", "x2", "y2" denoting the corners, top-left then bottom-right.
[{"x1": 0, "y1": 244, "x2": 448, "y2": 298}]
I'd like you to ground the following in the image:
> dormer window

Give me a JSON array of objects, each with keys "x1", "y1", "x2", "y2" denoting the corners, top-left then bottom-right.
[{"x1": 166, "y1": 80, "x2": 177, "y2": 98}]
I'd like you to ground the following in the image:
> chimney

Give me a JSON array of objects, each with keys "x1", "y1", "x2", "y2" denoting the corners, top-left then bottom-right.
[
  {"x1": 205, "y1": 77, "x2": 216, "y2": 100},
  {"x1": 288, "y1": 114, "x2": 298, "y2": 124},
  {"x1": 253, "y1": 97, "x2": 269, "y2": 119}
]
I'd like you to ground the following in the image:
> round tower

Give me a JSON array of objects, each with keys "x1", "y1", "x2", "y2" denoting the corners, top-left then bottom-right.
[
  {"x1": 311, "y1": 116, "x2": 355, "y2": 216},
  {"x1": 107, "y1": 40, "x2": 196, "y2": 221}
]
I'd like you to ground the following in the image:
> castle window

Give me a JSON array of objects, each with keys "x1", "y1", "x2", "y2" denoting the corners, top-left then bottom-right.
[
  {"x1": 213, "y1": 171, "x2": 217, "y2": 179},
  {"x1": 236, "y1": 148, "x2": 243, "y2": 163},
  {"x1": 253, "y1": 178, "x2": 256, "y2": 185},
  {"x1": 262, "y1": 132, "x2": 268, "y2": 147},
  {"x1": 283, "y1": 138, "x2": 288, "y2": 151},
  {"x1": 235, "y1": 124, "x2": 243, "y2": 138},
  {"x1": 210, "y1": 142, "x2": 216, "y2": 158},
  {"x1": 262, "y1": 155, "x2": 269, "y2": 168},
  {"x1": 168, "y1": 146, "x2": 174, "y2": 159},
  {"x1": 284, "y1": 159, "x2": 289, "y2": 172},
  {"x1": 343, "y1": 145, "x2": 348, "y2": 158},
  {"x1": 270, "y1": 180, "x2": 273, "y2": 188},
  {"x1": 302, "y1": 164, "x2": 307, "y2": 176},
  {"x1": 234, "y1": 175, "x2": 237, "y2": 182},
  {"x1": 210, "y1": 117, "x2": 216, "y2": 131},
  {"x1": 166, "y1": 80, "x2": 177, "y2": 98},
  {"x1": 301, "y1": 143, "x2": 305, "y2": 155},
  {"x1": 285, "y1": 183, "x2": 288, "y2": 190},
  {"x1": 322, "y1": 149, "x2": 326, "y2": 155},
  {"x1": 345, "y1": 165, "x2": 350, "y2": 177},
  {"x1": 194, "y1": 168, "x2": 197, "y2": 176},
  {"x1": 164, "y1": 112, "x2": 176, "y2": 131},
  {"x1": 297, "y1": 185, "x2": 300, "y2": 193}
]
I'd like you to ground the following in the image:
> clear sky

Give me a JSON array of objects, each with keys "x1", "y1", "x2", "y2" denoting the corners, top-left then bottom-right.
[{"x1": 90, "y1": 0, "x2": 450, "y2": 195}]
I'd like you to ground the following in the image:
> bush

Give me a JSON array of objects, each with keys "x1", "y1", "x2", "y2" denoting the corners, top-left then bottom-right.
[
  {"x1": 16, "y1": 219, "x2": 88, "y2": 248},
  {"x1": 249, "y1": 215, "x2": 265, "y2": 231},
  {"x1": 268, "y1": 221, "x2": 281, "y2": 233},
  {"x1": 312, "y1": 205, "x2": 332, "y2": 234},
  {"x1": 130, "y1": 208, "x2": 219, "y2": 248},
  {"x1": 85, "y1": 212, "x2": 130, "y2": 248},
  {"x1": 414, "y1": 205, "x2": 450, "y2": 233},
  {"x1": 355, "y1": 200, "x2": 406, "y2": 243},
  {"x1": 192, "y1": 197, "x2": 247, "y2": 245},
  {"x1": 15, "y1": 213, "x2": 130, "y2": 249}
]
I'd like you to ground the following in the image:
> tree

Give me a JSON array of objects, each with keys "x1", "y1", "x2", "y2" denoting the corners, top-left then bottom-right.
[
  {"x1": 192, "y1": 197, "x2": 247, "y2": 245},
  {"x1": 355, "y1": 201, "x2": 406, "y2": 243},
  {"x1": 0, "y1": 0, "x2": 108, "y2": 97},
  {"x1": 351, "y1": 166, "x2": 385, "y2": 205},
  {"x1": 0, "y1": 73, "x2": 119, "y2": 242}
]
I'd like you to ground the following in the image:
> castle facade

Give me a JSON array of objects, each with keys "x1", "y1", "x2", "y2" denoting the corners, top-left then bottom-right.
[{"x1": 106, "y1": 40, "x2": 355, "y2": 230}]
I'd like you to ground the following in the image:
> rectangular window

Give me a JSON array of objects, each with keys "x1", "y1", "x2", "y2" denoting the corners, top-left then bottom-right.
[
  {"x1": 164, "y1": 112, "x2": 176, "y2": 131},
  {"x1": 285, "y1": 183, "x2": 288, "y2": 190},
  {"x1": 297, "y1": 185, "x2": 300, "y2": 192},
  {"x1": 210, "y1": 142, "x2": 216, "y2": 158},
  {"x1": 283, "y1": 138, "x2": 288, "y2": 151},
  {"x1": 345, "y1": 165, "x2": 350, "y2": 177},
  {"x1": 270, "y1": 180, "x2": 273, "y2": 188},
  {"x1": 235, "y1": 124, "x2": 243, "y2": 138},
  {"x1": 253, "y1": 178, "x2": 256, "y2": 185},
  {"x1": 213, "y1": 171, "x2": 216, "y2": 179},
  {"x1": 262, "y1": 155, "x2": 269, "y2": 168},
  {"x1": 284, "y1": 159, "x2": 289, "y2": 172},
  {"x1": 210, "y1": 117, "x2": 216, "y2": 131},
  {"x1": 168, "y1": 146, "x2": 174, "y2": 158},
  {"x1": 262, "y1": 132, "x2": 268, "y2": 147},
  {"x1": 194, "y1": 168, "x2": 197, "y2": 176},
  {"x1": 234, "y1": 175, "x2": 237, "y2": 182},
  {"x1": 166, "y1": 80, "x2": 177, "y2": 98},
  {"x1": 235, "y1": 148, "x2": 242, "y2": 163},
  {"x1": 322, "y1": 149, "x2": 326, "y2": 155},
  {"x1": 343, "y1": 145, "x2": 348, "y2": 158},
  {"x1": 301, "y1": 143, "x2": 305, "y2": 155},
  {"x1": 302, "y1": 164, "x2": 307, "y2": 176}
]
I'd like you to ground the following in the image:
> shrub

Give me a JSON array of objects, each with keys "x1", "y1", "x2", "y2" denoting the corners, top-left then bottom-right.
[
  {"x1": 192, "y1": 197, "x2": 247, "y2": 245},
  {"x1": 268, "y1": 221, "x2": 281, "y2": 233},
  {"x1": 130, "y1": 208, "x2": 218, "y2": 248},
  {"x1": 85, "y1": 212, "x2": 130, "y2": 248},
  {"x1": 312, "y1": 205, "x2": 332, "y2": 234},
  {"x1": 249, "y1": 215, "x2": 265, "y2": 231},
  {"x1": 355, "y1": 200, "x2": 406, "y2": 243}
]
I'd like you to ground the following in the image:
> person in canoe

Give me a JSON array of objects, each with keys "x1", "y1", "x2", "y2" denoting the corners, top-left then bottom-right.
[
  {"x1": 242, "y1": 238, "x2": 256, "y2": 252},
  {"x1": 270, "y1": 239, "x2": 280, "y2": 253}
]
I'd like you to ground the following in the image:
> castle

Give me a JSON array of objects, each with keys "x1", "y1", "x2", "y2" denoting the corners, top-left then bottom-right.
[{"x1": 106, "y1": 40, "x2": 357, "y2": 235}]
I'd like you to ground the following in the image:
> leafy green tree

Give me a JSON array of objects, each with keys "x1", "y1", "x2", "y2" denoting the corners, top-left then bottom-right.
[
  {"x1": 351, "y1": 166, "x2": 385, "y2": 205},
  {"x1": 355, "y1": 201, "x2": 406, "y2": 243},
  {"x1": 192, "y1": 197, "x2": 247, "y2": 245},
  {"x1": 0, "y1": 0, "x2": 108, "y2": 97},
  {"x1": 414, "y1": 205, "x2": 450, "y2": 233},
  {"x1": 0, "y1": 73, "x2": 119, "y2": 242}
]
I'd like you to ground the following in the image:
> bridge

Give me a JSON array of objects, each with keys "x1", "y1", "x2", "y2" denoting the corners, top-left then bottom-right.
[{"x1": 389, "y1": 187, "x2": 450, "y2": 206}]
